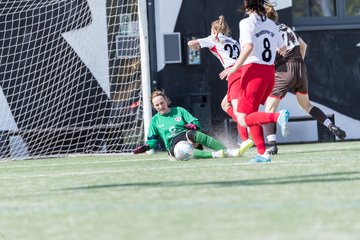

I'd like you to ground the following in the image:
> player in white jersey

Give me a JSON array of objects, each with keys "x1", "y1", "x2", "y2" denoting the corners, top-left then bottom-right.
[
  {"x1": 219, "y1": 0, "x2": 288, "y2": 163},
  {"x1": 263, "y1": 4, "x2": 346, "y2": 155},
  {"x1": 196, "y1": 33, "x2": 239, "y2": 69},
  {"x1": 188, "y1": 15, "x2": 253, "y2": 155}
]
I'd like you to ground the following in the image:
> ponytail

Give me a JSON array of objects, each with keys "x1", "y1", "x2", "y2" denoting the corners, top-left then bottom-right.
[{"x1": 211, "y1": 15, "x2": 231, "y2": 42}]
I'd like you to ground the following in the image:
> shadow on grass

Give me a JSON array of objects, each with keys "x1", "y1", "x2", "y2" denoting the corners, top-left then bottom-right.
[{"x1": 62, "y1": 171, "x2": 360, "y2": 191}]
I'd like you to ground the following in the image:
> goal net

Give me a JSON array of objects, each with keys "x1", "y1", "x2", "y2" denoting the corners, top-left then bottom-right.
[{"x1": 0, "y1": 0, "x2": 146, "y2": 159}]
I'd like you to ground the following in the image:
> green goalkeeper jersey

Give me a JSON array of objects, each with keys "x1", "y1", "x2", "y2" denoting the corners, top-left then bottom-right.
[{"x1": 146, "y1": 107, "x2": 201, "y2": 151}]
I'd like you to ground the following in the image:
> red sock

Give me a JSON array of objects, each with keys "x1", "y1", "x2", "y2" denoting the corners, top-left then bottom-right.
[
  {"x1": 227, "y1": 107, "x2": 248, "y2": 141},
  {"x1": 245, "y1": 112, "x2": 280, "y2": 127},
  {"x1": 238, "y1": 124, "x2": 249, "y2": 141},
  {"x1": 249, "y1": 125, "x2": 266, "y2": 155}
]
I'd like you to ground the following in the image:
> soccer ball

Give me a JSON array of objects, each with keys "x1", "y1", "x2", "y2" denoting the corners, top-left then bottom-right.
[{"x1": 174, "y1": 141, "x2": 194, "y2": 161}]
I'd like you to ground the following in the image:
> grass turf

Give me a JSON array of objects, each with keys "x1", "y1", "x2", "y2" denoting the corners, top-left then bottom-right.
[{"x1": 0, "y1": 141, "x2": 359, "y2": 240}]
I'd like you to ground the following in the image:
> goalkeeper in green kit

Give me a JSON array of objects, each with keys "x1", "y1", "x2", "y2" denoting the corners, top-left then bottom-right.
[{"x1": 133, "y1": 90, "x2": 243, "y2": 159}]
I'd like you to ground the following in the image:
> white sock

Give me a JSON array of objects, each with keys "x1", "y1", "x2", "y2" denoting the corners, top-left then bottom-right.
[
  {"x1": 267, "y1": 134, "x2": 277, "y2": 142},
  {"x1": 323, "y1": 119, "x2": 332, "y2": 128}
]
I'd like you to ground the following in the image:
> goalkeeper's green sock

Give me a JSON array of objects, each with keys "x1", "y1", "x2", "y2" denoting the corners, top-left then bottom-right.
[
  {"x1": 193, "y1": 149, "x2": 213, "y2": 159},
  {"x1": 194, "y1": 131, "x2": 225, "y2": 150},
  {"x1": 193, "y1": 149, "x2": 226, "y2": 159}
]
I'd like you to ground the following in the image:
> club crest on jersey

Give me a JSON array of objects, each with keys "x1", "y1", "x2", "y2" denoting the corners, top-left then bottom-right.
[{"x1": 174, "y1": 117, "x2": 182, "y2": 122}]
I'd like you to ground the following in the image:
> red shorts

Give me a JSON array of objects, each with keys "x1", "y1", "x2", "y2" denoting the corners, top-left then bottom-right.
[
  {"x1": 227, "y1": 68, "x2": 241, "y2": 102},
  {"x1": 237, "y1": 63, "x2": 275, "y2": 114}
]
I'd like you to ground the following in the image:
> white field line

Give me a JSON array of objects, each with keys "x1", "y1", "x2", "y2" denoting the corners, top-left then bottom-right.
[
  {"x1": 0, "y1": 157, "x2": 350, "y2": 180},
  {"x1": 0, "y1": 157, "x2": 169, "y2": 168},
  {"x1": 0, "y1": 143, "x2": 355, "y2": 168},
  {"x1": 0, "y1": 146, "x2": 352, "y2": 170}
]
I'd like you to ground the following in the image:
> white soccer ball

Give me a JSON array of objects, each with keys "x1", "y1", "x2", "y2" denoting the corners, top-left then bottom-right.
[{"x1": 174, "y1": 141, "x2": 194, "y2": 161}]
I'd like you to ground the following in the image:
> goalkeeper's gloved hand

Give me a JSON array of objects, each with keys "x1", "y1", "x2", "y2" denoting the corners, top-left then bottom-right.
[
  {"x1": 133, "y1": 144, "x2": 150, "y2": 154},
  {"x1": 184, "y1": 123, "x2": 198, "y2": 131}
]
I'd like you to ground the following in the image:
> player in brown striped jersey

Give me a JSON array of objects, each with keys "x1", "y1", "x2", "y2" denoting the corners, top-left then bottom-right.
[{"x1": 264, "y1": 4, "x2": 346, "y2": 155}]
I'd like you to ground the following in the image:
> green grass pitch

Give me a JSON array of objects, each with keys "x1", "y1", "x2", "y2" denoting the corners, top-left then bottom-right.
[{"x1": 0, "y1": 141, "x2": 359, "y2": 240}]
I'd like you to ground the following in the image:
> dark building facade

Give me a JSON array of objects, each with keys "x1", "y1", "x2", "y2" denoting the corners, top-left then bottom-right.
[{"x1": 149, "y1": 0, "x2": 360, "y2": 139}]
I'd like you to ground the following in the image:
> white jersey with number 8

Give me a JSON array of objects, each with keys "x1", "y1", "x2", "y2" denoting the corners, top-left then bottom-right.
[
  {"x1": 240, "y1": 13, "x2": 285, "y2": 66},
  {"x1": 197, "y1": 33, "x2": 240, "y2": 68}
]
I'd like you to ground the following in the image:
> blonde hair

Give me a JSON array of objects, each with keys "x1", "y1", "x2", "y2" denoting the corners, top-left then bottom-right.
[
  {"x1": 211, "y1": 15, "x2": 230, "y2": 42},
  {"x1": 264, "y1": 4, "x2": 279, "y2": 23},
  {"x1": 151, "y1": 89, "x2": 171, "y2": 107}
]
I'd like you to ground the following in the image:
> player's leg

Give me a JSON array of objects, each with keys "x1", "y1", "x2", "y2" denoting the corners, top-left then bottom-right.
[
  {"x1": 296, "y1": 93, "x2": 346, "y2": 140},
  {"x1": 229, "y1": 99, "x2": 250, "y2": 142},
  {"x1": 246, "y1": 124, "x2": 272, "y2": 161},
  {"x1": 170, "y1": 132, "x2": 225, "y2": 159},
  {"x1": 236, "y1": 68, "x2": 279, "y2": 128},
  {"x1": 220, "y1": 94, "x2": 231, "y2": 112},
  {"x1": 244, "y1": 110, "x2": 289, "y2": 162},
  {"x1": 192, "y1": 149, "x2": 225, "y2": 158},
  {"x1": 264, "y1": 62, "x2": 295, "y2": 154},
  {"x1": 248, "y1": 125, "x2": 271, "y2": 163},
  {"x1": 222, "y1": 96, "x2": 249, "y2": 142},
  {"x1": 227, "y1": 70, "x2": 252, "y2": 144},
  {"x1": 264, "y1": 96, "x2": 281, "y2": 154},
  {"x1": 187, "y1": 130, "x2": 245, "y2": 158},
  {"x1": 230, "y1": 98, "x2": 253, "y2": 154},
  {"x1": 237, "y1": 64, "x2": 288, "y2": 162},
  {"x1": 238, "y1": 65, "x2": 288, "y2": 132},
  {"x1": 294, "y1": 60, "x2": 345, "y2": 139},
  {"x1": 187, "y1": 130, "x2": 224, "y2": 150},
  {"x1": 235, "y1": 95, "x2": 272, "y2": 162}
]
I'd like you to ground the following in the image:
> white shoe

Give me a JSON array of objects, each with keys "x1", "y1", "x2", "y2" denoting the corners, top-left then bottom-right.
[
  {"x1": 239, "y1": 139, "x2": 254, "y2": 156},
  {"x1": 212, "y1": 149, "x2": 225, "y2": 158},
  {"x1": 226, "y1": 148, "x2": 241, "y2": 157}
]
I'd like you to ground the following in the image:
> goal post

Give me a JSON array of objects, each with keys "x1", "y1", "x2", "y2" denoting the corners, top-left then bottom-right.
[
  {"x1": 0, "y1": 0, "x2": 152, "y2": 159},
  {"x1": 138, "y1": 0, "x2": 153, "y2": 154}
]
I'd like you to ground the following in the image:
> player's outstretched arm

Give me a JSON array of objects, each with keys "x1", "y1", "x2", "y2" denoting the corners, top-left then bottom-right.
[
  {"x1": 298, "y1": 37, "x2": 307, "y2": 59},
  {"x1": 187, "y1": 40, "x2": 200, "y2": 50}
]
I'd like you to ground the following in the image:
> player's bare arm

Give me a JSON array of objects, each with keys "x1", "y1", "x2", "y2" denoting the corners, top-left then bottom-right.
[
  {"x1": 298, "y1": 37, "x2": 307, "y2": 59},
  {"x1": 277, "y1": 45, "x2": 287, "y2": 56},
  {"x1": 187, "y1": 40, "x2": 200, "y2": 50}
]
